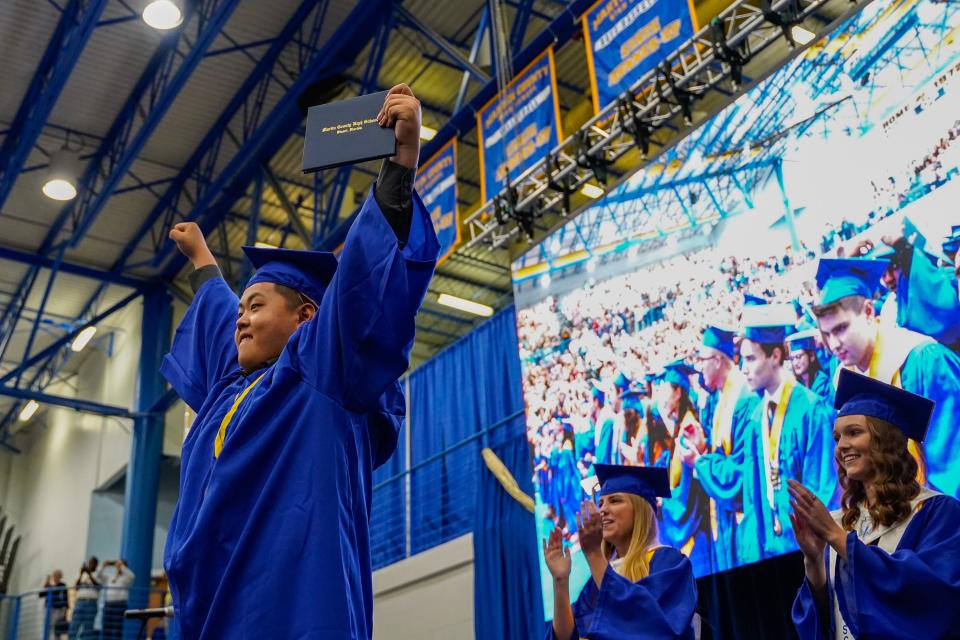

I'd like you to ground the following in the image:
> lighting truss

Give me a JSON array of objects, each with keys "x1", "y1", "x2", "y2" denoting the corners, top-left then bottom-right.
[{"x1": 462, "y1": 0, "x2": 875, "y2": 250}]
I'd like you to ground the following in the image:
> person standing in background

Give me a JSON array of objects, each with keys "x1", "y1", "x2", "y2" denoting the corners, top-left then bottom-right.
[{"x1": 97, "y1": 559, "x2": 135, "y2": 640}]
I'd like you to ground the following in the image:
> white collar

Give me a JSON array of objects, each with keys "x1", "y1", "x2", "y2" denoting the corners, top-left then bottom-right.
[{"x1": 763, "y1": 374, "x2": 788, "y2": 405}]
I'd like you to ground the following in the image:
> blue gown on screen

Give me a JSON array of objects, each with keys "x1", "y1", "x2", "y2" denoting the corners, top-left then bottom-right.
[
  {"x1": 160, "y1": 190, "x2": 438, "y2": 639},
  {"x1": 738, "y1": 382, "x2": 838, "y2": 564},
  {"x1": 807, "y1": 370, "x2": 833, "y2": 400},
  {"x1": 792, "y1": 494, "x2": 960, "y2": 640},
  {"x1": 547, "y1": 547, "x2": 697, "y2": 640},
  {"x1": 896, "y1": 246, "x2": 960, "y2": 350},
  {"x1": 892, "y1": 341, "x2": 960, "y2": 499},
  {"x1": 694, "y1": 374, "x2": 760, "y2": 573}
]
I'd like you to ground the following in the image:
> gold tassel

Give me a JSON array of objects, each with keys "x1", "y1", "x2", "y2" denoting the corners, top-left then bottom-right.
[{"x1": 481, "y1": 447, "x2": 535, "y2": 513}]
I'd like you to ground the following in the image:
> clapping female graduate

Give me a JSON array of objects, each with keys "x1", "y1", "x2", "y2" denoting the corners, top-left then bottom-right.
[
  {"x1": 544, "y1": 464, "x2": 697, "y2": 639},
  {"x1": 789, "y1": 369, "x2": 960, "y2": 639}
]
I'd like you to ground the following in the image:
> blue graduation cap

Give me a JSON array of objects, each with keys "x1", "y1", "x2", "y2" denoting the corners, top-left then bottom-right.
[
  {"x1": 834, "y1": 369, "x2": 934, "y2": 442},
  {"x1": 865, "y1": 243, "x2": 896, "y2": 260},
  {"x1": 590, "y1": 381, "x2": 607, "y2": 404},
  {"x1": 786, "y1": 328, "x2": 818, "y2": 353},
  {"x1": 613, "y1": 371, "x2": 632, "y2": 390},
  {"x1": 621, "y1": 388, "x2": 645, "y2": 413},
  {"x1": 594, "y1": 463, "x2": 671, "y2": 508},
  {"x1": 741, "y1": 303, "x2": 796, "y2": 345},
  {"x1": 944, "y1": 224, "x2": 960, "y2": 255},
  {"x1": 743, "y1": 293, "x2": 767, "y2": 307},
  {"x1": 702, "y1": 325, "x2": 736, "y2": 359},
  {"x1": 660, "y1": 360, "x2": 696, "y2": 391},
  {"x1": 815, "y1": 258, "x2": 888, "y2": 306},
  {"x1": 243, "y1": 246, "x2": 338, "y2": 306}
]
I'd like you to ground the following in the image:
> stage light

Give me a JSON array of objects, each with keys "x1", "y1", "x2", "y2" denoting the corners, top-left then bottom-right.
[
  {"x1": 580, "y1": 183, "x2": 604, "y2": 198},
  {"x1": 143, "y1": 0, "x2": 183, "y2": 30},
  {"x1": 18, "y1": 400, "x2": 40, "y2": 422},
  {"x1": 420, "y1": 125, "x2": 437, "y2": 141},
  {"x1": 791, "y1": 26, "x2": 816, "y2": 45},
  {"x1": 436, "y1": 293, "x2": 493, "y2": 317},
  {"x1": 42, "y1": 148, "x2": 80, "y2": 201},
  {"x1": 70, "y1": 326, "x2": 97, "y2": 352}
]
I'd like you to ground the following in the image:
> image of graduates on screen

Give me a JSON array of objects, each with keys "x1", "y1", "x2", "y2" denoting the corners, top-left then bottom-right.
[{"x1": 514, "y1": 2, "x2": 960, "y2": 604}]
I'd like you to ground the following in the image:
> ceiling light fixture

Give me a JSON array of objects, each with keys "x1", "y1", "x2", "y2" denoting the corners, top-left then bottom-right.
[
  {"x1": 18, "y1": 400, "x2": 40, "y2": 422},
  {"x1": 42, "y1": 147, "x2": 81, "y2": 201},
  {"x1": 143, "y1": 0, "x2": 183, "y2": 30},
  {"x1": 436, "y1": 293, "x2": 493, "y2": 317},
  {"x1": 70, "y1": 326, "x2": 98, "y2": 352}
]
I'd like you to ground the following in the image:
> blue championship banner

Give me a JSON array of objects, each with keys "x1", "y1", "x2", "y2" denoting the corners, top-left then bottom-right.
[
  {"x1": 477, "y1": 48, "x2": 563, "y2": 203},
  {"x1": 583, "y1": 0, "x2": 698, "y2": 114},
  {"x1": 416, "y1": 138, "x2": 459, "y2": 264}
]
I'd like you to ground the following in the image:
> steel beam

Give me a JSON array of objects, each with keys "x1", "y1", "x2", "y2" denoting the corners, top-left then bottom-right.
[
  {"x1": 121, "y1": 287, "x2": 171, "y2": 611},
  {"x1": 0, "y1": 0, "x2": 108, "y2": 209},
  {"x1": 0, "y1": 385, "x2": 132, "y2": 418},
  {"x1": 394, "y1": 4, "x2": 491, "y2": 84},
  {"x1": 263, "y1": 166, "x2": 311, "y2": 246}
]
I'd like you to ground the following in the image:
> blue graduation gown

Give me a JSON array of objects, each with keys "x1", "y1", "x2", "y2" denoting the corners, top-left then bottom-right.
[
  {"x1": 792, "y1": 494, "x2": 960, "y2": 640},
  {"x1": 595, "y1": 414, "x2": 616, "y2": 466},
  {"x1": 652, "y1": 412, "x2": 712, "y2": 578},
  {"x1": 694, "y1": 379, "x2": 760, "y2": 573},
  {"x1": 807, "y1": 370, "x2": 833, "y2": 400},
  {"x1": 549, "y1": 547, "x2": 697, "y2": 640},
  {"x1": 738, "y1": 382, "x2": 838, "y2": 564},
  {"x1": 898, "y1": 342, "x2": 960, "y2": 498},
  {"x1": 160, "y1": 190, "x2": 438, "y2": 639},
  {"x1": 896, "y1": 247, "x2": 960, "y2": 350}
]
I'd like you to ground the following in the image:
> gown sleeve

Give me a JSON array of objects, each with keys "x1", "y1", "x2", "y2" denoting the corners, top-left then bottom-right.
[
  {"x1": 834, "y1": 495, "x2": 960, "y2": 639},
  {"x1": 296, "y1": 187, "x2": 439, "y2": 413},
  {"x1": 896, "y1": 246, "x2": 960, "y2": 348},
  {"x1": 791, "y1": 573, "x2": 831, "y2": 640},
  {"x1": 160, "y1": 276, "x2": 239, "y2": 412},
  {"x1": 572, "y1": 547, "x2": 697, "y2": 640},
  {"x1": 693, "y1": 394, "x2": 758, "y2": 510}
]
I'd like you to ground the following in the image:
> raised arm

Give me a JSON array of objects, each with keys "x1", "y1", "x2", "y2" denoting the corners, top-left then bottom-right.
[
  {"x1": 159, "y1": 222, "x2": 240, "y2": 411},
  {"x1": 297, "y1": 85, "x2": 439, "y2": 412}
]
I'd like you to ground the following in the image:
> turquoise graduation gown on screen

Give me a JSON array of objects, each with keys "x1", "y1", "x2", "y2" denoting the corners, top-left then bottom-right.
[
  {"x1": 738, "y1": 382, "x2": 838, "y2": 564},
  {"x1": 548, "y1": 547, "x2": 697, "y2": 640},
  {"x1": 898, "y1": 342, "x2": 960, "y2": 498},
  {"x1": 807, "y1": 370, "x2": 833, "y2": 400},
  {"x1": 595, "y1": 414, "x2": 616, "y2": 465},
  {"x1": 159, "y1": 190, "x2": 438, "y2": 640},
  {"x1": 792, "y1": 494, "x2": 960, "y2": 640},
  {"x1": 694, "y1": 379, "x2": 760, "y2": 572},
  {"x1": 897, "y1": 247, "x2": 960, "y2": 350}
]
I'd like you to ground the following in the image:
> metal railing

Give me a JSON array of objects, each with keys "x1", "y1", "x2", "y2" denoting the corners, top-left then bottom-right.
[
  {"x1": 0, "y1": 585, "x2": 167, "y2": 640},
  {"x1": 370, "y1": 410, "x2": 525, "y2": 570}
]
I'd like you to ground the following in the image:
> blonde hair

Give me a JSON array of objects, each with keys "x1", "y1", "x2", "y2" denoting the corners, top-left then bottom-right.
[{"x1": 600, "y1": 494, "x2": 659, "y2": 582}]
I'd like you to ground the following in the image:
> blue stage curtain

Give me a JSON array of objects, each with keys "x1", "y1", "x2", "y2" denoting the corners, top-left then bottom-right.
[
  {"x1": 371, "y1": 402, "x2": 407, "y2": 569},
  {"x1": 473, "y1": 429, "x2": 544, "y2": 640},
  {"x1": 408, "y1": 306, "x2": 525, "y2": 552}
]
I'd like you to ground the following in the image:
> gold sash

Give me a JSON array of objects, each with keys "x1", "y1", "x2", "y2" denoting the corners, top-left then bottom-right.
[
  {"x1": 214, "y1": 373, "x2": 266, "y2": 459},
  {"x1": 760, "y1": 378, "x2": 795, "y2": 536}
]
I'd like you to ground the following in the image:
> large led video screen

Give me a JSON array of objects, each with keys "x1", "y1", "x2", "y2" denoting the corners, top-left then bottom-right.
[{"x1": 515, "y1": 0, "x2": 960, "y2": 613}]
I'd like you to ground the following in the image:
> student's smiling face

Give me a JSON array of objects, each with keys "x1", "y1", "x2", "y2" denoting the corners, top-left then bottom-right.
[
  {"x1": 235, "y1": 283, "x2": 314, "y2": 372},
  {"x1": 597, "y1": 491, "x2": 635, "y2": 547}
]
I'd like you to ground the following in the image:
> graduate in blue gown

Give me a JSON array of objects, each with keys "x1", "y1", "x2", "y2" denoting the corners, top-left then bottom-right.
[
  {"x1": 790, "y1": 370, "x2": 960, "y2": 640},
  {"x1": 592, "y1": 382, "x2": 617, "y2": 466},
  {"x1": 160, "y1": 85, "x2": 438, "y2": 640},
  {"x1": 690, "y1": 326, "x2": 760, "y2": 573},
  {"x1": 544, "y1": 465, "x2": 697, "y2": 640},
  {"x1": 813, "y1": 258, "x2": 960, "y2": 499},
  {"x1": 787, "y1": 330, "x2": 834, "y2": 400},
  {"x1": 648, "y1": 361, "x2": 712, "y2": 577},
  {"x1": 885, "y1": 235, "x2": 960, "y2": 350},
  {"x1": 737, "y1": 306, "x2": 839, "y2": 565}
]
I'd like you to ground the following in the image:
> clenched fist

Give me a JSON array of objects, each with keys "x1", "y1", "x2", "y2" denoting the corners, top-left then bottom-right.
[{"x1": 169, "y1": 222, "x2": 216, "y2": 269}]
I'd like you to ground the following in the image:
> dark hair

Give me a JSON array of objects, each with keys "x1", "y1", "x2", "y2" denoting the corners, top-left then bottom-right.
[
  {"x1": 812, "y1": 294, "x2": 867, "y2": 319},
  {"x1": 273, "y1": 283, "x2": 314, "y2": 310},
  {"x1": 758, "y1": 342, "x2": 785, "y2": 366},
  {"x1": 838, "y1": 416, "x2": 921, "y2": 530}
]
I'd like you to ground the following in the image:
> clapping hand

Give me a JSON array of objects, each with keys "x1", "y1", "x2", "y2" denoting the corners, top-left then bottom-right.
[
  {"x1": 543, "y1": 526, "x2": 571, "y2": 582},
  {"x1": 576, "y1": 499, "x2": 604, "y2": 557}
]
